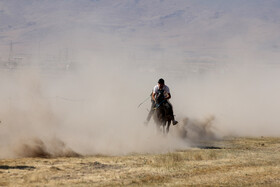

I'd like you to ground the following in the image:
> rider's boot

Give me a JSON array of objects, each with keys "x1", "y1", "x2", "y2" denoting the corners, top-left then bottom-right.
[
  {"x1": 172, "y1": 116, "x2": 178, "y2": 125},
  {"x1": 173, "y1": 120, "x2": 178, "y2": 125}
]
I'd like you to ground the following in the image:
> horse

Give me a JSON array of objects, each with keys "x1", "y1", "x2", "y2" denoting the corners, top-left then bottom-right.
[{"x1": 153, "y1": 89, "x2": 173, "y2": 134}]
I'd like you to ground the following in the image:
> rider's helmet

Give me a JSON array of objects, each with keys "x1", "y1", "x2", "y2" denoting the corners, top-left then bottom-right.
[{"x1": 158, "y1": 78, "x2": 165, "y2": 84}]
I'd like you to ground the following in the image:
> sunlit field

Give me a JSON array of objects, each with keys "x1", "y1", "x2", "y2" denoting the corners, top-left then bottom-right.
[{"x1": 1, "y1": 137, "x2": 280, "y2": 186}]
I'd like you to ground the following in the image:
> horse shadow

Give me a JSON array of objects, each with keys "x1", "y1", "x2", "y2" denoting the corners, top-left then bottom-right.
[{"x1": 0, "y1": 165, "x2": 35, "y2": 170}]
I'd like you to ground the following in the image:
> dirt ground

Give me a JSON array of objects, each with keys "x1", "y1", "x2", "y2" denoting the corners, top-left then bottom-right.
[{"x1": 1, "y1": 137, "x2": 280, "y2": 186}]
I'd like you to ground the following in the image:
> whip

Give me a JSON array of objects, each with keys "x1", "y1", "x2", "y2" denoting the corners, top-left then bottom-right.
[{"x1": 137, "y1": 95, "x2": 151, "y2": 108}]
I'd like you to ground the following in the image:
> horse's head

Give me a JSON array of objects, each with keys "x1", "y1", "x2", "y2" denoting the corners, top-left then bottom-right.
[{"x1": 156, "y1": 89, "x2": 165, "y2": 104}]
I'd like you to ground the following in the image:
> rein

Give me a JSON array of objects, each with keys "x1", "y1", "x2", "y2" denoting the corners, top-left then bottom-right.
[{"x1": 153, "y1": 99, "x2": 166, "y2": 110}]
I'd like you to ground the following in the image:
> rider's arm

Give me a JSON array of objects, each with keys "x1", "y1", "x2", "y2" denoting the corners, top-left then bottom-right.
[
  {"x1": 152, "y1": 92, "x2": 156, "y2": 101},
  {"x1": 165, "y1": 93, "x2": 171, "y2": 100}
]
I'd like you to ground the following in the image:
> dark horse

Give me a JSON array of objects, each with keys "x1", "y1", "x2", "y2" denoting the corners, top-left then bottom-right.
[{"x1": 153, "y1": 89, "x2": 173, "y2": 134}]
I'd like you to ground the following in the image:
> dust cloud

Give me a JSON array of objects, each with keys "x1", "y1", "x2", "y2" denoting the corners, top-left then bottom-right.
[
  {"x1": 14, "y1": 137, "x2": 80, "y2": 158},
  {"x1": 1, "y1": 49, "x2": 280, "y2": 159},
  {"x1": 0, "y1": 60, "x2": 191, "y2": 158}
]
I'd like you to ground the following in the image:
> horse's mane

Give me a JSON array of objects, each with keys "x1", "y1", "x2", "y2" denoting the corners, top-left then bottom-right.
[{"x1": 156, "y1": 89, "x2": 165, "y2": 104}]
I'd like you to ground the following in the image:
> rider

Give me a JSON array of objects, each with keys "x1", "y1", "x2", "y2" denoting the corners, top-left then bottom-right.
[{"x1": 145, "y1": 78, "x2": 178, "y2": 125}]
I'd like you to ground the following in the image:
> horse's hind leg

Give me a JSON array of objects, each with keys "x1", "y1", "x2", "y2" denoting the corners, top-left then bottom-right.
[
  {"x1": 156, "y1": 123, "x2": 161, "y2": 133},
  {"x1": 162, "y1": 123, "x2": 166, "y2": 134}
]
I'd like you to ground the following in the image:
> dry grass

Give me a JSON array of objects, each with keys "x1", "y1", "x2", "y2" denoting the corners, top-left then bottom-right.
[{"x1": 1, "y1": 137, "x2": 280, "y2": 186}]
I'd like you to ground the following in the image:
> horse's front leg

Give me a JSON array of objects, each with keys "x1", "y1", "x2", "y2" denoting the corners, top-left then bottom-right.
[{"x1": 166, "y1": 120, "x2": 171, "y2": 134}]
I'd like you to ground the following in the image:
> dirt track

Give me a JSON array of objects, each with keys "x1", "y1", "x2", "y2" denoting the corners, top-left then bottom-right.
[{"x1": 1, "y1": 137, "x2": 280, "y2": 186}]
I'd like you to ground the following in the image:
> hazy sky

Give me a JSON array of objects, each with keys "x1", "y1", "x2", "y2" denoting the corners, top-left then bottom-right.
[{"x1": 1, "y1": 0, "x2": 280, "y2": 64}]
